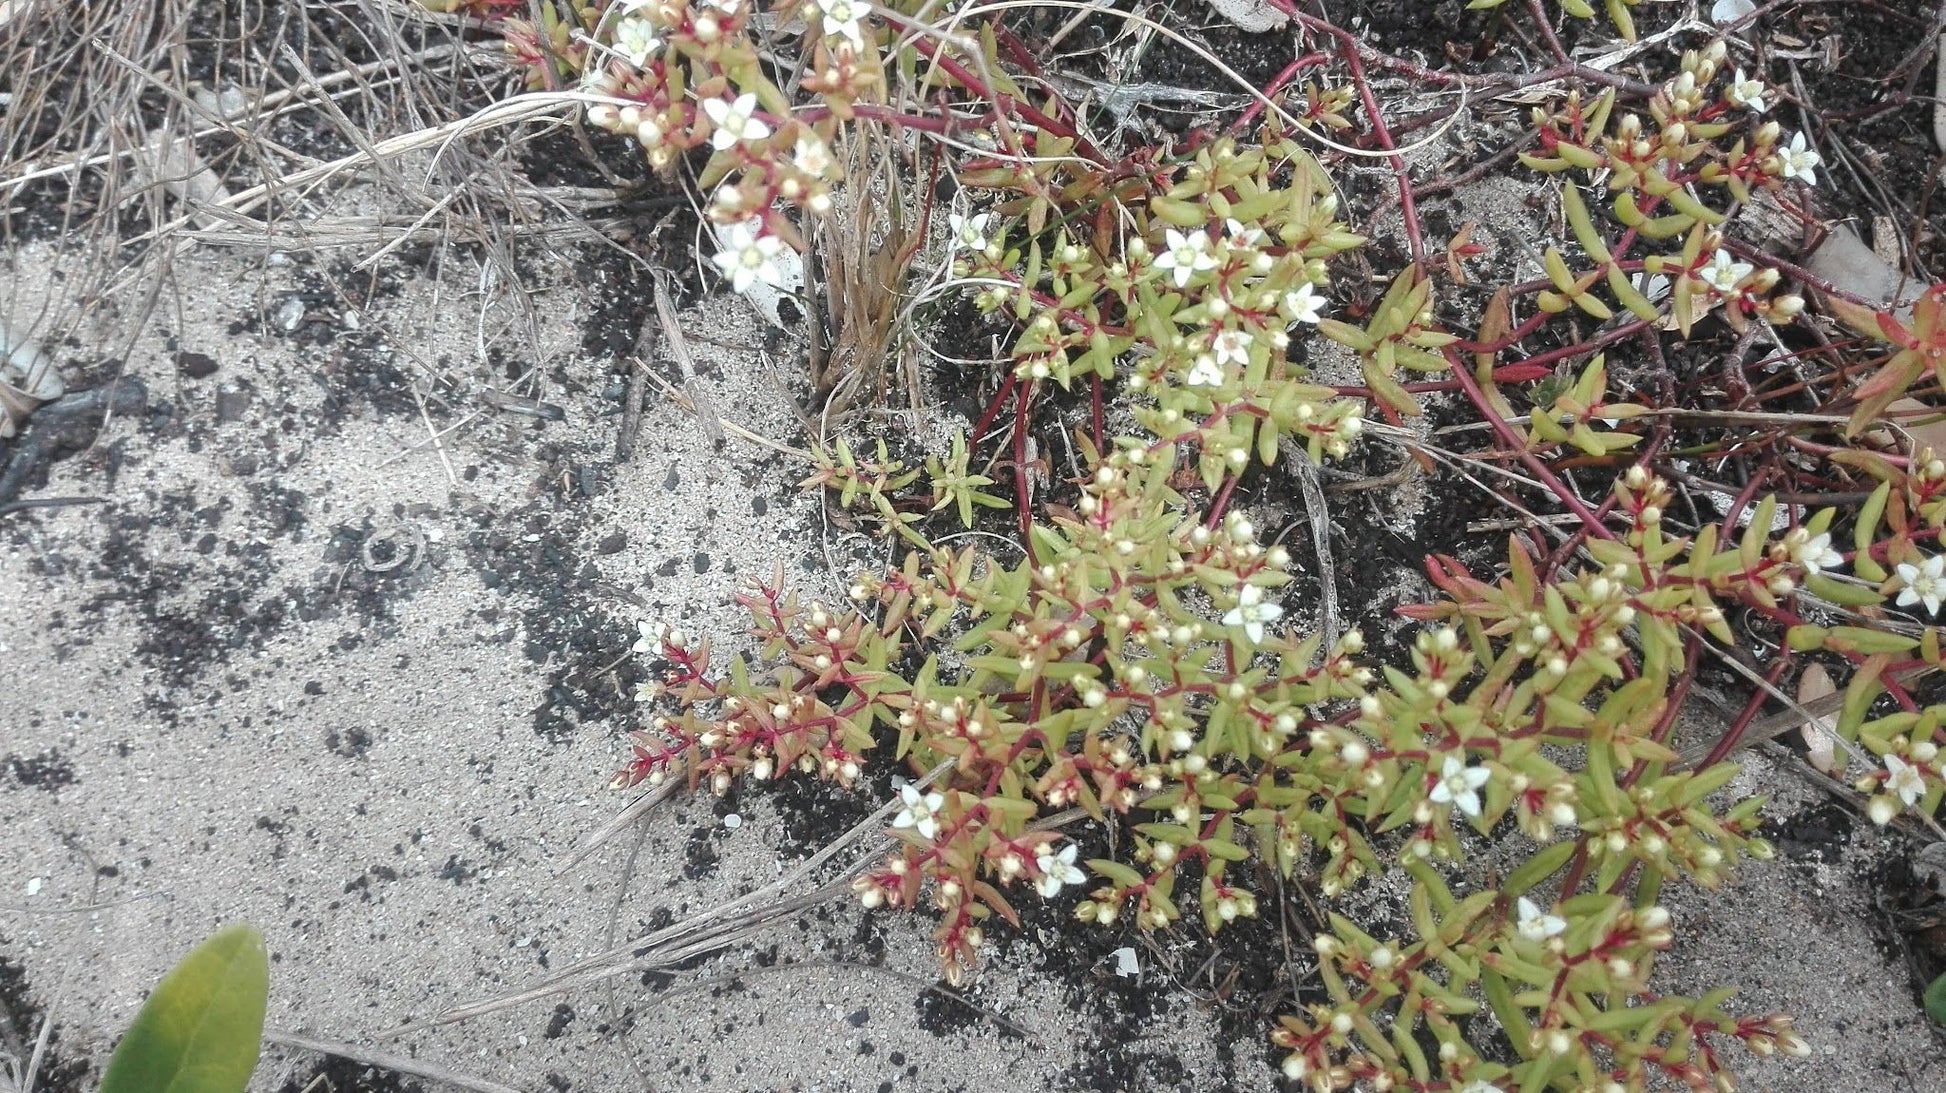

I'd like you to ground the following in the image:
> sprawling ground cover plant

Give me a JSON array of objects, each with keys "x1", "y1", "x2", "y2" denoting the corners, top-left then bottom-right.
[{"x1": 432, "y1": 0, "x2": 1946, "y2": 1086}]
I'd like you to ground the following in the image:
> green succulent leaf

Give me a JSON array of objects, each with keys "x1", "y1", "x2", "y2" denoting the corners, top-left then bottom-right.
[{"x1": 101, "y1": 923, "x2": 269, "y2": 1093}]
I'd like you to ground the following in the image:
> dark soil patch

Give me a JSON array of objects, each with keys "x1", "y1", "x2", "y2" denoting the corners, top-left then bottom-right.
[
  {"x1": 4, "y1": 748, "x2": 78, "y2": 792},
  {"x1": 458, "y1": 498, "x2": 643, "y2": 743},
  {"x1": 1873, "y1": 840, "x2": 1946, "y2": 1018},
  {"x1": 67, "y1": 486, "x2": 439, "y2": 704},
  {"x1": 277, "y1": 1056, "x2": 426, "y2": 1093},
  {"x1": 1781, "y1": 3, "x2": 1946, "y2": 276},
  {"x1": 1762, "y1": 798, "x2": 1857, "y2": 865},
  {"x1": 0, "y1": 951, "x2": 90, "y2": 1093}
]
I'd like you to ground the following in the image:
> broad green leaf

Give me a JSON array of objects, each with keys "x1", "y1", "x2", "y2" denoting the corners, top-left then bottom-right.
[
  {"x1": 101, "y1": 923, "x2": 268, "y2": 1093},
  {"x1": 1927, "y1": 971, "x2": 1946, "y2": 1024}
]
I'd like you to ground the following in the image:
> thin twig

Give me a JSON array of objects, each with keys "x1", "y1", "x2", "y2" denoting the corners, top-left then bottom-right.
[
  {"x1": 650, "y1": 268, "x2": 725, "y2": 444},
  {"x1": 265, "y1": 1030, "x2": 527, "y2": 1093}
]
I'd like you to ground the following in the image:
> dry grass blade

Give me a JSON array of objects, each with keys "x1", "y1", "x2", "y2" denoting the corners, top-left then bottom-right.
[
  {"x1": 1289, "y1": 456, "x2": 1341, "y2": 652},
  {"x1": 264, "y1": 1031, "x2": 524, "y2": 1093},
  {"x1": 808, "y1": 123, "x2": 921, "y2": 421},
  {"x1": 414, "y1": 762, "x2": 951, "y2": 1037},
  {"x1": 652, "y1": 268, "x2": 725, "y2": 443},
  {"x1": 393, "y1": 822, "x2": 887, "y2": 1035}
]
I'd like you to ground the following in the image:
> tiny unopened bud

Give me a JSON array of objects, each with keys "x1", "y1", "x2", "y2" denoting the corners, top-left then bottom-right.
[{"x1": 1869, "y1": 794, "x2": 1901, "y2": 824}]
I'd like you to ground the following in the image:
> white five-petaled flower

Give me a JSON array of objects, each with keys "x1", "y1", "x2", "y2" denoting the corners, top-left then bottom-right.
[
  {"x1": 710, "y1": 219, "x2": 786, "y2": 292},
  {"x1": 1455, "y1": 1083, "x2": 1505, "y2": 1093},
  {"x1": 1697, "y1": 249, "x2": 1753, "y2": 295},
  {"x1": 1284, "y1": 282, "x2": 1324, "y2": 324},
  {"x1": 700, "y1": 0, "x2": 743, "y2": 11},
  {"x1": 1036, "y1": 843, "x2": 1086, "y2": 897},
  {"x1": 1210, "y1": 329, "x2": 1250, "y2": 369},
  {"x1": 1429, "y1": 755, "x2": 1491, "y2": 819},
  {"x1": 1221, "y1": 584, "x2": 1284, "y2": 644},
  {"x1": 1154, "y1": 228, "x2": 1216, "y2": 289},
  {"x1": 1515, "y1": 896, "x2": 1567, "y2": 942},
  {"x1": 1184, "y1": 355, "x2": 1226, "y2": 388},
  {"x1": 948, "y1": 211, "x2": 991, "y2": 253},
  {"x1": 892, "y1": 784, "x2": 946, "y2": 840},
  {"x1": 1776, "y1": 131, "x2": 1821, "y2": 187},
  {"x1": 1791, "y1": 530, "x2": 1844, "y2": 577},
  {"x1": 1897, "y1": 553, "x2": 1946, "y2": 616},
  {"x1": 703, "y1": 93, "x2": 770, "y2": 150},
  {"x1": 1224, "y1": 217, "x2": 1266, "y2": 248},
  {"x1": 793, "y1": 133, "x2": 834, "y2": 177},
  {"x1": 1726, "y1": 69, "x2": 1767, "y2": 113},
  {"x1": 613, "y1": 16, "x2": 661, "y2": 66},
  {"x1": 1885, "y1": 754, "x2": 1927, "y2": 807},
  {"x1": 810, "y1": 0, "x2": 868, "y2": 48},
  {"x1": 631, "y1": 620, "x2": 665, "y2": 656}
]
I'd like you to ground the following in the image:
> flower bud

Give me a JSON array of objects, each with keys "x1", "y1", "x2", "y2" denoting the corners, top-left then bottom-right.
[{"x1": 1867, "y1": 794, "x2": 1900, "y2": 825}]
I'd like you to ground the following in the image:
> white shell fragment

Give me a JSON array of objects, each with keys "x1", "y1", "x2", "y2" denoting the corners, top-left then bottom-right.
[
  {"x1": 1796, "y1": 664, "x2": 1841, "y2": 777},
  {"x1": 1205, "y1": 0, "x2": 1288, "y2": 34},
  {"x1": 1710, "y1": 0, "x2": 1756, "y2": 24},
  {"x1": 142, "y1": 129, "x2": 236, "y2": 232},
  {"x1": 1, "y1": 312, "x2": 64, "y2": 438},
  {"x1": 275, "y1": 296, "x2": 307, "y2": 333},
  {"x1": 1, "y1": 313, "x2": 62, "y2": 400}
]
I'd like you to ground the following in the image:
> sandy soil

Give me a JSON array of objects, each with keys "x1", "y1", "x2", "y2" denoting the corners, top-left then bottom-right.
[
  {"x1": 0, "y1": 234, "x2": 1278, "y2": 1091},
  {"x1": 3, "y1": 11, "x2": 1946, "y2": 1091}
]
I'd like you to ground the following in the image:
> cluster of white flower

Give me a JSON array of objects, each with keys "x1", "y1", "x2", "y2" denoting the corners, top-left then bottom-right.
[{"x1": 1128, "y1": 217, "x2": 1330, "y2": 393}]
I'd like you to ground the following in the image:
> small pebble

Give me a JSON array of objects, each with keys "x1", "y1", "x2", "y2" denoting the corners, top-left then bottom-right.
[
  {"x1": 274, "y1": 296, "x2": 305, "y2": 332},
  {"x1": 26, "y1": 877, "x2": 43, "y2": 897},
  {"x1": 723, "y1": 813, "x2": 743, "y2": 830}
]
